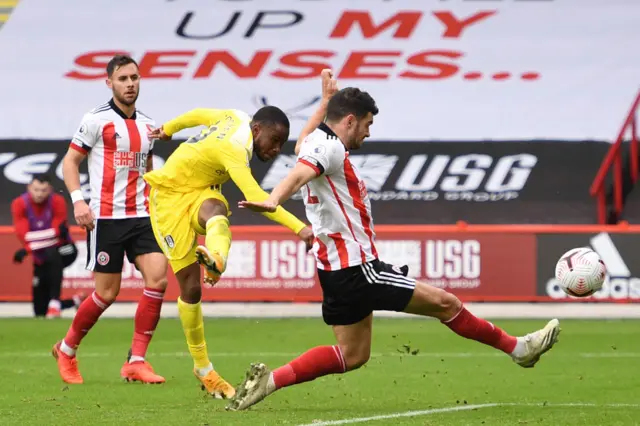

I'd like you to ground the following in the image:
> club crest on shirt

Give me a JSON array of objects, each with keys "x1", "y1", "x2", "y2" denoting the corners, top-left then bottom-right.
[{"x1": 313, "y1": 145, "x2": 326, "y2": 156}]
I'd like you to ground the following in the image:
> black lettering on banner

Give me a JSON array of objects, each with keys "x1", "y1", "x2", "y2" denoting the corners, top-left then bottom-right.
[
  {"x1": 176, "y1": 10, "x2": 303, "y2": 39},
  {"x1": 176, "y1": 11, "x2": 241, "y2": 39}
]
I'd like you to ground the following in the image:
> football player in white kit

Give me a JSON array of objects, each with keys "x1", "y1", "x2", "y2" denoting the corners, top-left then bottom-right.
[
  {"x1": 227, "y1": 72, "x2": 561, "y2": 411},
  {"x1": 52, "y1": 55, "x2": 168, "y2": 385}
]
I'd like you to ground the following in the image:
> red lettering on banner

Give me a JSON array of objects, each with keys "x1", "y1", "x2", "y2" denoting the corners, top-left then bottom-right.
[
  {"x1": 66, "y1": 49, "x2": 531, "y2": 81},
  {"x1": 400, "y1": 50, "x2": 463, "y2": 79},
  {"x1": 271, "y1": 51, "x2": 334, "y2": 79},
  {"x1": 194, "y1": 50, "x2": 271, "y2": 78},
  {"x1": 65, "y1": 51, "x2": 129, "y2": 80},
  {"x1": 433, "y1": 11, "x2": 496, "y2": 38},
  {"x1": 330, "y1": 11, "x2": 422, "y2": 39},
  {"x1": 138, "y1": 51, "x2": 195, "y2": 79},
  {"x1": 338, "y1": 51, "x2": 402, "y2": 79}
]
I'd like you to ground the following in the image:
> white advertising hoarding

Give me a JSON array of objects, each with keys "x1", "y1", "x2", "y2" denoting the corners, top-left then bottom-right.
[{"x1": 0, "y1": 0, "x2": 638, "y2": 140}]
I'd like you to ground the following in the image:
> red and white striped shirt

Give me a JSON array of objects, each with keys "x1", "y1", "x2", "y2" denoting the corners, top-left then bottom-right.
[
  {"x1": 70, "y1": 99, "x2": 155, "y2": 219},
  {"x1": 297, "y1": 123, "x2": 378, "y2": 271}
]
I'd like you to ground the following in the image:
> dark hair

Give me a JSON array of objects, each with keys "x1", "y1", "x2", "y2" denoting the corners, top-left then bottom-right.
[
  {"x1": 106, "y1": 55, "x2": 138, "y2": 77},
  {"x1": 326, "y1": 87, "x2": 378, "y2": 122},
  {"x1": 252, "y1": 106, "x2": 290, "y2": 130},
  {"x1": 31, "y1": 173, "x2": 52, "y2": 184}
]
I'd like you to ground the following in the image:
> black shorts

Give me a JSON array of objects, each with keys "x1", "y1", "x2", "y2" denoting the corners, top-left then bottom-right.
[
  {"x1": 86, "y1": 218, "x2": 162, "y2": 273},
  {"x1": 317, "y1": 259, "x2": 416, "y2": 326}
]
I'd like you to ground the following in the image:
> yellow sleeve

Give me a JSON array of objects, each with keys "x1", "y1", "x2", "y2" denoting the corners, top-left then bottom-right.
[
  {"x1": 163, "y1": 108, "x2": 224, "y2": 136},
  {"x1": 223, "y1": 147, "x2": 307, "y2": 234}
]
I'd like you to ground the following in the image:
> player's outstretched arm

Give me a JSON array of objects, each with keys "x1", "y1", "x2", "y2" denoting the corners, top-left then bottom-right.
[
  {"x1": 230, "y1": 165, "x2": 307, "y2": 230},
  {"x1": 238, "y1": 162, "x2": 316, "y2": 213},
  {"x1": 294, "y1": 69, "x2": 338, "y2": 156},
  {"x1": 155, "y1": 108, "x2": 223, "y2": 139},
  {"x1": 233, "y1": 163, "x2": 315, "y2": 250}
]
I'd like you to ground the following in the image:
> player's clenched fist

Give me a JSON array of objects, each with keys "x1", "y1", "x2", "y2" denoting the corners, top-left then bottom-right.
[
  {"x1": 320, "y1": 69, "x2": 338, "y2": 101},
  {"x1": 73, "y1": 200, "x2": 95, "y2": 231}
]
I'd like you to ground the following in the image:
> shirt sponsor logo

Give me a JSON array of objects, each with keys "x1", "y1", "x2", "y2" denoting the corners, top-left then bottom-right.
[{"x1": 113, "y1": 151, "x2": 148, "y2": 169}]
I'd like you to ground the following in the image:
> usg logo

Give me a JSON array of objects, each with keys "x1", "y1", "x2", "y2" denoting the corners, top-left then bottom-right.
[
  {"x1": 423, "y1": 239, "x2": 481, "y2": 289},
  {"x1": 260, "y1": 153, "x2": 536, "y2": 202},
  {"x1": 389, "y1": 154, "x2": 537, "y2": 202},
  {"x1": 545, "y1": 233, "x2": 640, "y2": 299}
]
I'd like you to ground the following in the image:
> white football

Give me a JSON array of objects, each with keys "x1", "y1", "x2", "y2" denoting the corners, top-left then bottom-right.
[{"x1": 555, "y1": 247, "x2": 606, "y2": 297}]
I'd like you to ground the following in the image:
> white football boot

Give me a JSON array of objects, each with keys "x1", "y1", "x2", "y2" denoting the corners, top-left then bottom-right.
[
  {"x1": 512, "y1": 319, "x2": 561, "y2": 368},
  {"x1": 226, "y1": 363, "x2": 273, "y2": 411}
]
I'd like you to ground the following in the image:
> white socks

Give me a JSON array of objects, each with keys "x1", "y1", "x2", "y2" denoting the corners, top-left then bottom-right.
[
  {"x1": 266, "y1": 373, "x2": 276, "y2": 395},
  {"x1": 48, "y1": 299, "x2": 61, "y2": 310},
  {"x1": 511, "y1": 337, "x2": 527, "y2": 358},
  {"x1": 196, "y1": 363, "x2": 214, "y2": 377},
  {"x1": 60, "y1": 340, "x2": 76, "y2": 357}
]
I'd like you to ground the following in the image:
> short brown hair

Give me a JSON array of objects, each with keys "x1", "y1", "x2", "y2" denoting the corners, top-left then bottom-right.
[
  {"x1": 326, "y1": 88, "x2": 379, "y2": 122},
  {"x1": 106, "y1": 55, "x2": 138, "y2": 77}
]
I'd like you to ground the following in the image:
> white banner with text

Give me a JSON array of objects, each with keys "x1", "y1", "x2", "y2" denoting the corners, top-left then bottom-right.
[{"x1": 0, "y1": 0, "x2": 638, "y2": 140}]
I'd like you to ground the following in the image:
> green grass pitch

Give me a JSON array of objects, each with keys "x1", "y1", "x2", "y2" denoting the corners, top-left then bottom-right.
[{"x1": 0, "y1": 317, "x2": 638, "y2": 425}]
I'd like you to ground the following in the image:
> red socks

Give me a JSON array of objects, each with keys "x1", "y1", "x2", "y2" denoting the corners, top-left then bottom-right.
[
  {"x1": 131, "y1": 288, "x2": 164, "y2": 359},
  {"x1": 273, "y1": 345, "x2": 346, "y2": 390},
  {"x1": 63, "y1": 291, "x2": 111, "y2": 350},
  {"x1": 443, "y1": 307, "x2": 517, "y2": 354}
]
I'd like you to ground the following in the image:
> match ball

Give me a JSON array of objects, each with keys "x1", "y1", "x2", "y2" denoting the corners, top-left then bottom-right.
[{"x1": 555, "y1": 247, "x2": 606, "y2": 297}]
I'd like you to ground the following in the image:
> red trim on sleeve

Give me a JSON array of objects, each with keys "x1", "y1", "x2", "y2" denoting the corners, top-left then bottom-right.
[
  {"x1": 298, "y1": 159, "x2": 321, "y2": 176},
  {"x1": 69, "y1": 143, "x2": 88, "y2": 155}
]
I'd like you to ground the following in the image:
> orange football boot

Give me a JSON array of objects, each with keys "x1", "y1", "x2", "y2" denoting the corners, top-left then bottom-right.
[
  {"x1": 195, "y1": 246, "x2": 225, "y2": 287},
  {"x1": 121, "y1": 361, "x2": 166, "y2": 384},
  {"x1": 194, "y1": 369, "x2": 236, "y2": 399},
  {"x1": 52, "y1": 341, "x2": 83, "y2": 384}
]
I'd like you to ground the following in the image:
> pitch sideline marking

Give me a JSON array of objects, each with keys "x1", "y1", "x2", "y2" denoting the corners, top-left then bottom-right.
[
  {"x1": 296, "y1": 403, "x2": 640, "y2": 426},
  {"x1": 296, "y1": 404, "x2": 497, "y2": 426}
]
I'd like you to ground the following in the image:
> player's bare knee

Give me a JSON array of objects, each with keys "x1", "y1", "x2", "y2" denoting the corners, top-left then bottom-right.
[
  {"x1": 95, "y1": 284, "x2": 120, "y2": 303},
  {"x1": 440, "y1": 291, "x2": 462, "y2": 319},
  {"x1": 339, "y1": 345, "x2": 370, "y2": 371},
  {"x1": 198, "y1": 199, "x2": 227, "y2": 229},
  {"x1": 94, "y1": 273, "x2": 121, "y2": 303},
  {"x1": 147, "y1": 276, "x2": 168, "y2": 292}
]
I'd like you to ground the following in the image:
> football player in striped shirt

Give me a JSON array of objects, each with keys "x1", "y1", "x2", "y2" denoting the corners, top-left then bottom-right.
[
  {"x1": 228, "y1": 82, "x2": 562, "y2": 411},
  {"x1": 52, "y1": 55, "x2": 168, "y2": 385}
]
